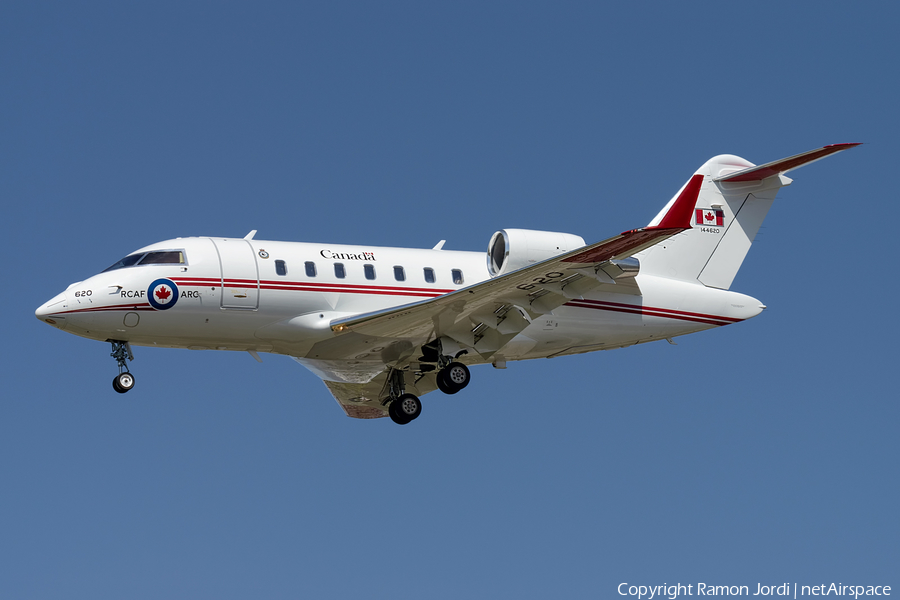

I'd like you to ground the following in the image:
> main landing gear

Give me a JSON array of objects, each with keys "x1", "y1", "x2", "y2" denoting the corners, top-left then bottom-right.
[
  {"x1": 385, "y1": 362, "x2": 472, "y2": 426},
  {"x1": 436, "y1": 362, "x2": 470, "y2": 395},
  {"x1": 110, "y1": 340, "x2": 135, "y2": 394},
  {"x1": 389, "y1": 393, "x2": 422, "y2": 425},
  {"x1": 420, "y1": 338, "x2": 472, "y2": 396},
  {"x1": 386, "y1": 368, "x2": 422, "y2": 425}
]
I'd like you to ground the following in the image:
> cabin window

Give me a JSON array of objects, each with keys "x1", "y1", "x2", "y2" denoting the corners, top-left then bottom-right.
[
  {"x1": 393, "y1": 266, "x2": 405, "y2": 282},
  {"x1": 275, "y1": 260, "x2": 287, "y2": 276},
  {"x1": 424, "y1": 267, "x2": 435, "y2": 283},
  {"x1": 305, "y1": 261, "x2": 317, "y2": 277},
  {"x1": 452, "y1": 269, "x2": 464, "y2": 285},
  {"x1": 334, "y1": 263, "x2": 346, "y2": 279},
  {"x1": 364, "y1": 264, "x2": 376, "y2": 280}
]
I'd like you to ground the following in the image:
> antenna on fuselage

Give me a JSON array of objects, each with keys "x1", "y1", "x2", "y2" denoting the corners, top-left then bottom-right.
[
  {"x1": 244, "y1": 230, "x2": 257, "y2": 240},
  {"x1": 432, "y1": 240, "x2": 446, "y2": 250}
]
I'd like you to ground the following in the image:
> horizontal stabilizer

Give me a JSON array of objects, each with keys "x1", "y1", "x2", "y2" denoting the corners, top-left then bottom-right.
[{"x1": 714, "y1": 143, "x2": 861, "y2": 182}]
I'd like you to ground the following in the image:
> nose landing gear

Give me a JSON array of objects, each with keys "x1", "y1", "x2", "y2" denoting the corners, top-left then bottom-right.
[
  {"x1": 113, "y1": 372, "x2": 135, "y2": 393},
  {"x1": 110, "y1": 340, "x2": 135, "y2": 393}
]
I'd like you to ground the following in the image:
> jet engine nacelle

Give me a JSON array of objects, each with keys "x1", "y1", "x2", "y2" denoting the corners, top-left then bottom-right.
[{"x1": 487, "y1": 229, "x2": 586, "y2": 277}]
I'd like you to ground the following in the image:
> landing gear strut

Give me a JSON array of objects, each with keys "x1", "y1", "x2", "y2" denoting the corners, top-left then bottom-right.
[
  {"x1": 386, "y1": 368, "x2": 422, "y2": 425},
  {"x1": 110, "y1": 340, "x2": 135, "y2": 394}
]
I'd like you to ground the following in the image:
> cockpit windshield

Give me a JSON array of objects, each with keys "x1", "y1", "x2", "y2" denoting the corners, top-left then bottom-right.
[
  {"x1": 141, "y1": 251, "x2": 185, "y2": 265},
  {"x1": 102, "y1": 250, "x2": 186, "y2": 272}
]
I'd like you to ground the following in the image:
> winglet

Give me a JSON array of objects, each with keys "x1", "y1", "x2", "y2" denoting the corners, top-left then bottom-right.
[
  {"x1": 714, "y1": 143, "x2": 861, "y2": 182},
  {"x1": 649, "y1": 174, "x2": 703, "y2": 230}
]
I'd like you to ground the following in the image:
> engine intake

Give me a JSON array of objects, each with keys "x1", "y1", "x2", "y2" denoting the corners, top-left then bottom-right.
[{"x1": 487, "y1": 229, "x2": 586, "y2": 277}]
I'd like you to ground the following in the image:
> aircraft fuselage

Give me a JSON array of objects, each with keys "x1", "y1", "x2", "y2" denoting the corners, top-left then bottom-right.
[{"x1": 36, "y1": 235, "x2": 763, "y2": 371}]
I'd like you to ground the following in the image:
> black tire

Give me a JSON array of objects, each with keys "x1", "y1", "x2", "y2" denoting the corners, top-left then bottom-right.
[
  {"x1": 393, "y1": 393, "x2": 421, "y2": 423},
  {"x1": 442, "y1": 362, "x2": 470, "y2": 392},
  {"x1": 436, "y1": 371, "x2": 459, "y2": 395},
  {"x1": 114, "y1": 372, "x2": 135, "y2": 393},
  {"x1": 389, "y1": 398, "x2": 411, "y2": 425}
]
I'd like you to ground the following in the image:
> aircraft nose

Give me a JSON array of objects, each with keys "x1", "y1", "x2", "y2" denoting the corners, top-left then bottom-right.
[{"x1": 36, "y1": 292, "x2": 68, "y2": 329}]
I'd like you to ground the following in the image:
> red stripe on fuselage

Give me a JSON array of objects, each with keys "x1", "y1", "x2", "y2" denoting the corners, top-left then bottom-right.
[
  {"x1": 258, "y1": 284, "x2": 442, "y2": 298},
  {"x1": 53, "y1": 303, "x2": 155, "y2": 315},
  {"x1": 55, "y1": 280, "x2": 449, "y2": 314},
  {"x1": 170, "y1": 276, "x2": 454, "y2": 296},
  {"x1": 169, "y1": 277, "x2": 220, "y2": 283}
]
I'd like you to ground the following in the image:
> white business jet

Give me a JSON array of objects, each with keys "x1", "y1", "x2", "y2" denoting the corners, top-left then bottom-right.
[{"x1": 36, "y1": 144, "x2": 858, "y2": 424}]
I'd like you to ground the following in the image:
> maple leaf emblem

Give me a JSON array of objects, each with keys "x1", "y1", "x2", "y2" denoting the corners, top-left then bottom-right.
[
  {"x1": 155, "y1": 286, "x2": 172, "y2": 301},
  {"x1": 705, "y1": 211, "x2": 714, "y2": 222}
]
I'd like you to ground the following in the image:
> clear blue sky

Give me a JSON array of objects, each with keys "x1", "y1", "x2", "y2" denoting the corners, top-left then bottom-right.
[{"x1": 2, "y1": 2, "x2": 897, "y2": 598}]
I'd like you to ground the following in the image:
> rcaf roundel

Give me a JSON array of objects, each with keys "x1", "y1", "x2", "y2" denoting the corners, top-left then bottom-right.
[
  {"x1": 695, "y1": 208, "x2": 725, "y2": 227},
  {"x1": 148, "y1": 278, "x2": 179, "y2": 310}
]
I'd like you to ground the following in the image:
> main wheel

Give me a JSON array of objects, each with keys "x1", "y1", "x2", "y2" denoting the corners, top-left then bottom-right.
[
  {"x1": 389, "y1": 400, "x2": 409, "y2": 425},
  {"x1": 113, "y1": 372, "x2": 135, "y2": 394},
  {"x1": 441, "y1": 362, "x2": 470, "y2": 392},
  {"x1": 436, "y1": 371, "x2": 458, "y2": 395},
  {"x1": 390, "y1": 393, "x2": 421, "y2": 424}
]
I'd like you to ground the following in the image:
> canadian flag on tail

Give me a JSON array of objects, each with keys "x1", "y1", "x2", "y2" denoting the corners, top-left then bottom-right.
[{"x1": 695, "y1": 208, "x2": 724, "y2": 227}]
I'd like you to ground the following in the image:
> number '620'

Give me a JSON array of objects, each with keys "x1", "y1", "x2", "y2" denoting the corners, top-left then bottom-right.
[{"x1": 516, "y1": 272, "x2": 564, "y2": 291}]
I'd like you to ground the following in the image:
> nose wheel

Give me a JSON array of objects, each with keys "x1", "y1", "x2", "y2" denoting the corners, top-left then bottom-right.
[
  {"x1": 113, "y1": 372, "x2": 135, "y2": 393},
  {"x1": 110, "y1": 340, "x2": 135, "y2": 394}
]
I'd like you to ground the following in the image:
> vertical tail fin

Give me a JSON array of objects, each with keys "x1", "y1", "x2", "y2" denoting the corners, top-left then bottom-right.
[{"x1": 638, "y1": 144, "x2": 859, "y2": 290}]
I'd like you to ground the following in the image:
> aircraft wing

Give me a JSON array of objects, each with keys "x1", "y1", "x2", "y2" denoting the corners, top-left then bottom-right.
[
  {"x1": 320, "y1": 372, "x2": 439, "y2": 419},
  {"x1": 322, "y1": 377, "x2": 394, "y2": 419},
  {"x1": 327, "y1": 174, "x2": 702, "y2": 360}
]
